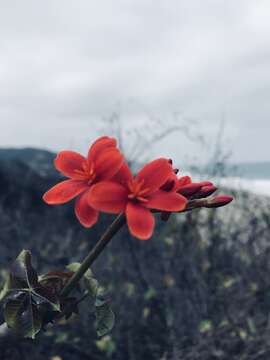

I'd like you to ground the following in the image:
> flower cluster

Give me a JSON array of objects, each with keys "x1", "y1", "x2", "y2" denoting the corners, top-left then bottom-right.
[{"x1": 43, "y1": 136, "x2": 233, "y2": 240}]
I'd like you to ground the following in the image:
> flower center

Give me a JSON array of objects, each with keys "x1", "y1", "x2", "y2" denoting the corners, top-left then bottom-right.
[
  {"x1": 74, "y1": 162, "x2": 96, "y2": 185},
  {"x1": 127, "y1": 178, "x2": 149, "y2": 203}
]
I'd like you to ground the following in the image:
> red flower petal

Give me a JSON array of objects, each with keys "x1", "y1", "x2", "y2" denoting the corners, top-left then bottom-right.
[
  {"x1": 88, "y1": 136, "x2": 117, "y2": 164},
  {"x1": 88, "y1": 181, "x2": 128, "y2": 213},
  {"x1": 112, "y1": 161, "x2": 133, "y2": 185},
  {"x1": 126, "y1": 202, "x2": 155, "y2": 240},
  {"x1": 136, "y1": 158, "x2": 173, "y2": 193},
  {"x1": 94, "y1": 148, "x2": 124, "y2": 181},
  {"x1": 43, "y1": 180, "x2": 88, "y2": 205},
  {"x1": 160, "y1": 172, "x2": 178, "y2": 191},
  {"x1": 75, "y1": 191, "x2": 99, "y2": 228},
  {"x1": 146, "y1": 190, "x2": 187, "y2": 211},
  {"x1": 54, "y1": 151, "x2": 87, "y2": 179}
]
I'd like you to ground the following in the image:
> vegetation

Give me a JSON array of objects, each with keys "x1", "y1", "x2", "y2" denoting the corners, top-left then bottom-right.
[{"x1": 0, "y1": 148, "x2": 269, "y2": 359}]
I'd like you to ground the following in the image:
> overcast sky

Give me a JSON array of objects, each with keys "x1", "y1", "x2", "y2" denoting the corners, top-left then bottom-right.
[{"x1": 0, "y1": 0, "x2": 270, "y2": 164}]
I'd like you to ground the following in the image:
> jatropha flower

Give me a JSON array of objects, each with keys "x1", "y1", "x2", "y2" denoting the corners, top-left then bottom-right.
[
  {"x1": 88, "y1": 159, "x2": 187, "y2": 240},
  {"x1": 43, "y1": 136, "x2": 233, "y2": 239},
  {"x1": 160, "y1": 172, "x2": 233, "y2": 220},
  {"x1": 43, "y1": 136, "x2": 124, "y2": 227}
]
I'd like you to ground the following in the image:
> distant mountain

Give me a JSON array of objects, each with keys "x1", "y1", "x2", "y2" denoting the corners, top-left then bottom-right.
[
  {"x1": 1, "y1": 147, "x2": 269, "y2": 181},
  {"x1": 0, "y1": 147, "x2": 56, "y2": 176}
]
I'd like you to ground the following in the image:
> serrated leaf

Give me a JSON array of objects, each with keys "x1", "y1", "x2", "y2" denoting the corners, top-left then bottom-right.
[
  {"x1": 95, "y1": 301, "x2": 115, "y2": 337},
  {"x1": 4, "y1": 293, "x2": 42, "y2": 339}
]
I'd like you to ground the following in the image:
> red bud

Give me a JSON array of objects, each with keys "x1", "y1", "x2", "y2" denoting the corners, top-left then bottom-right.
[
  {"x1": 193, "y1": 185, "x2": 217, "y2": 199},
  {"x1": 204, "y1": 195, "x2": 233, "y2": 208},
  {"x1": 197, "y1": 181, "x2": 213, "y2": 187},
  {"x1": 178, "y1": 183, "x2": 202, "y2": 197}
]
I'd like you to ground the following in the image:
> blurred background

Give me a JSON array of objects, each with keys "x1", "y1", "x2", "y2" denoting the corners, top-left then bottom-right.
[{"x1": 0, "y1": 1, "x2": 270, "y2": 359}]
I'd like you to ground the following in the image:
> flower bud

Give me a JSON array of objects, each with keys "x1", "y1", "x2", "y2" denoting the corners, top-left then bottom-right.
[
  {"x1": 197, "y1": 181, "x2": 213, "y2": 187},
  {"x1": 178, "y1": 183, "x2": 202, "y2": 197},
  {"x1": 193, "y1": 185, "x2": 217, "y2": 199},
  {"x1": 204, "y1": 195, "x2": 233, "y2": 208}
]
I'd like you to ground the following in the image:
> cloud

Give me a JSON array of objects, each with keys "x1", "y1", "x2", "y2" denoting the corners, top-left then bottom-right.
[{"x1": 0, "y1": 0, "x2": 269, "y2": 162}]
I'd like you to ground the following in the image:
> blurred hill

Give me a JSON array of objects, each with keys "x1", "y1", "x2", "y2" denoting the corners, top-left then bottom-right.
[
  {"x1": 0, "y1": 148, "x2": 270, "y2": 360},
  {"x1": 0, "y1": 147, "x2": 55, "y2": 175}
]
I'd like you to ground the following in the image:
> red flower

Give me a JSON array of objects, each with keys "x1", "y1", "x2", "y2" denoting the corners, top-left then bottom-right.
[
  {"x1": 43, "y1": 136, "x2": 124, "y2": 228},
  {"x1": 88, "y1": 159, "x2": 187, "y2": 240}
]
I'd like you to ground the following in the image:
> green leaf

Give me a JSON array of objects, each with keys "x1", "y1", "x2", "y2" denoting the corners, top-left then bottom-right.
[
  {"x1": 95, "y1": 300, "x2": 115, "y2": 337},
  {"x1": 66, "y1": 262, "x2": 114, "y2": 336},
  {"x1": 96, "y1": 335, "x2": 116, "y2": 355},
  {"x1": 0, "y1": 273, "x2": 12, "y2": 301},
  {"x1": 84, "y1": 277, "x2": 98, "y2": 301},
  {"x1": 8, "y1": 250, "x2": 60, "y2": 311},
  {"x1": 39, "y1": 270, "x2": 73, "y2": 283},
  {"x1": 144, "y1": 287, "x2": 156, "y2": 300},
  {"x1": 32, "y1": 286, "x2": 60, "y2": 312},
  {"x1": 4, "y1": 294, "x2": 26, "y2": 328},
  {"x1": 3, "y1": 250, "x2": 61, "y2": 338},
  {"x1": 67, "y1": 262, "x2": 98, "y2": 300},
  {"x1": 199, "y1": 319, "x2": 212, "y2": 333},
  {"x1": 4, "y1": 293, "x2": 42, "y2": 339},
  {"x1": 10, "y1": 250, "x2": 39, "y2": 290},
  {"x1": 66, "y1": 262, "x2": 93, "y2": 279}
]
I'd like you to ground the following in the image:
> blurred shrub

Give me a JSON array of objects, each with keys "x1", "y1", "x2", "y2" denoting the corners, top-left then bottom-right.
[{"x1": 0, "y1": 150, "x2": 270, "y2": 359}]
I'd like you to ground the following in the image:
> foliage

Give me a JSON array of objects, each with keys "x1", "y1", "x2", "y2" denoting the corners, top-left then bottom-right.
[
  {"x1": 1, "y1": 250, "x2": 60, "y2": 339},
  {"x1": 2, "y1": 147, "x2": 267, "y2": 360},
  {"x1": 66, "y1": 263, "x2": 115, "y2": 337},
  {"x1": 1, "y1": 253, "x2": 114, "y2": 340}
]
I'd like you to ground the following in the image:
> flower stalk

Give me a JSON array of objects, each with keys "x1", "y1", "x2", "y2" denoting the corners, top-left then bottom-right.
[
  {"x1": 60, "y1": 213, "x2": 126, "y2": 297},
  {"x1": 60, "y1": 196, "x2": 221, "y2": 298}
]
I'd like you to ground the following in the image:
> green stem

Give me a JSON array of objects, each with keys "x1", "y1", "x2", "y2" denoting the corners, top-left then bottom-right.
[
  {"x1": 60, "y1": 213, "x2": 126, "y2": 298},
  {"x1": 60, "y1": 201, "x2": 198, "y2": 298}
]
